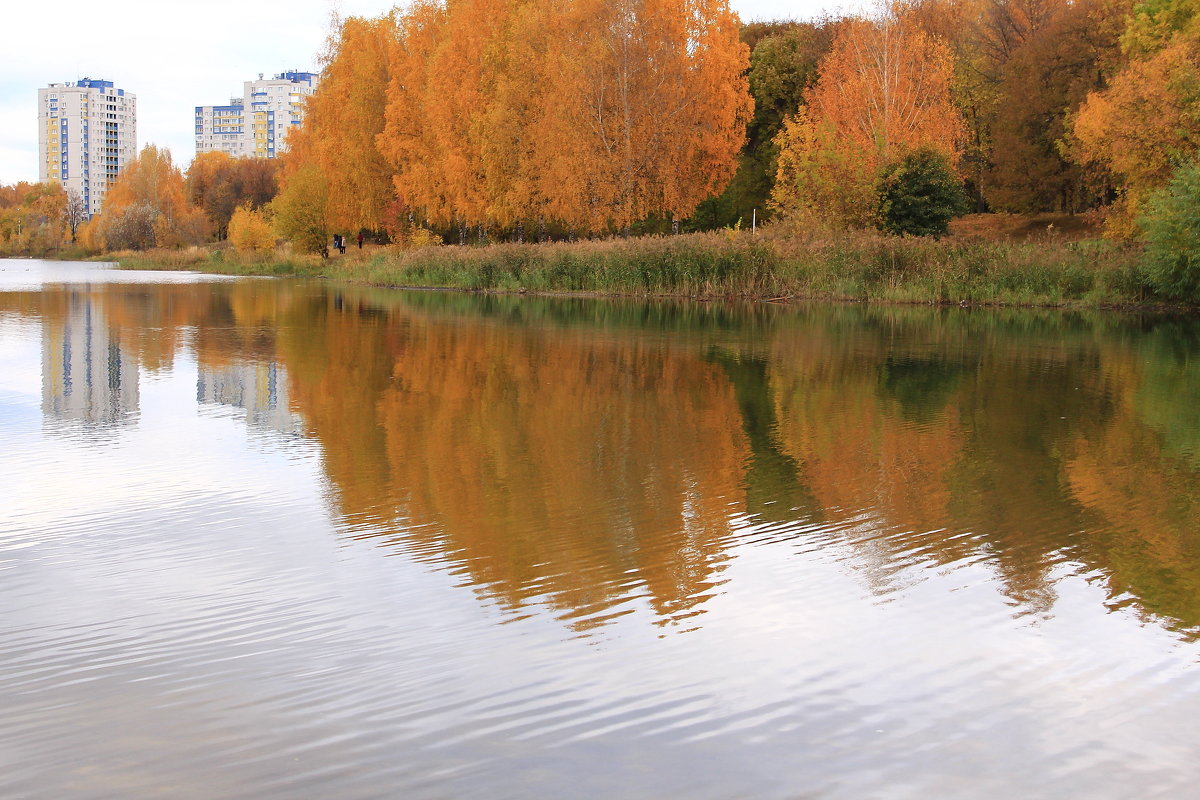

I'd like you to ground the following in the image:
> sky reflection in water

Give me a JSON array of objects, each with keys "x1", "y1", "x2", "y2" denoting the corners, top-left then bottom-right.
[{"x1": 2, "y1": 259, "x2": 1200, "y2": 799}]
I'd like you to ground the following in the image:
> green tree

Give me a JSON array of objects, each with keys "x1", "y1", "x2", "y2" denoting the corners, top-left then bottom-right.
[
  {"x1": 1123, "y1": 0, "x2": 1200, "y2": 55},
  {"x1": 746, "y1": 23, "x2": 835, "y2": 149},
  {"x1": 878, "y1": 147, "x2": 970, "y2": 237},
  {"x1": 690, "y1": 19, "x2": 840, "y2": 230},
  {"x1": 272, "y1": 165, "x2": 329, "y2": 256},
  {"x1": 1138, "y1": 157, "x2": 1200, "y2": 298}
]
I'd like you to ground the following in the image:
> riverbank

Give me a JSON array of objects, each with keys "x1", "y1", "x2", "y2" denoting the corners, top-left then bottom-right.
[{"x1": 109, "y1": 223, "x2": 1161, "y2": 309}]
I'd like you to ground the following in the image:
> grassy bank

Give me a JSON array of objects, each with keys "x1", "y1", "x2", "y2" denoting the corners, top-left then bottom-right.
[{"x1": 110, "y1": 224, "x2": 1160, "y2": 309}]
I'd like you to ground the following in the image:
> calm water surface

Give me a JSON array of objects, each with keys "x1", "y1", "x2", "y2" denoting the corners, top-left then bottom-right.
[{"x1": 2, "y1": 258, "x2": 1200, "y2": 798}]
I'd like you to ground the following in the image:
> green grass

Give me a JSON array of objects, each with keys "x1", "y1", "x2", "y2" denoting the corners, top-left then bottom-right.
[{"x1": 105, "y1": 224, "x2": 1169, "y2": 309}]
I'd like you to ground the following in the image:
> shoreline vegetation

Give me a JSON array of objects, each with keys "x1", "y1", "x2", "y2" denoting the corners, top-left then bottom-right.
[
  {"x1": 105, "y1": 216, "x2": 1173, "y2": 311},
  {"x1": 12, "y1": 7, "x2": 1200, "y2": 312}
]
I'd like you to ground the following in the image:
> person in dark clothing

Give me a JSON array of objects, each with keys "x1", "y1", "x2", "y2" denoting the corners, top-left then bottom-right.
[
  {"x1": 357, "y1": 232, "x2": 364, "y2": 249},
  {"x1": 333, "y1": 234, "x2": 342, "y2": 253}
]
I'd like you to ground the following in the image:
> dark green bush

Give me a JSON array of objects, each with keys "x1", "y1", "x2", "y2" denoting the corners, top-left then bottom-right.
[{"x1": 877, "y1": 148, "x2": 970, "y2": 238}]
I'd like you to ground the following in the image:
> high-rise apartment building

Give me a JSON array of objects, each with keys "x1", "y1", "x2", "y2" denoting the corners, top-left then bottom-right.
[
  {"x1": 38, "y1": 79, "x2": 137, "y2": 219},
  {"x1": 195, "y1": 71, "x2": 319, "y2": 160}
]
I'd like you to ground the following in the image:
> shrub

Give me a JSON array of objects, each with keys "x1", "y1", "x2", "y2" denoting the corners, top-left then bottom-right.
[
  {"x1": 1139, "y1": 158, "x2": 1200, "y2": 300},
  {"x1": 877, "y1": 148, "x2": 970, "y2": 238},
  {"x1": 228, "y1": 204, "x2": 276, "y2": 253}
]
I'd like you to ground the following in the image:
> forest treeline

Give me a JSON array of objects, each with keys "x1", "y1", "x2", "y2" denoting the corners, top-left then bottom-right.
[
  {"x1": 275, "y1": 0, "x2": 1200, "y2": 246},
  {"x1": 10, "y1": 0, "x2": 1200, "y2": 295}
]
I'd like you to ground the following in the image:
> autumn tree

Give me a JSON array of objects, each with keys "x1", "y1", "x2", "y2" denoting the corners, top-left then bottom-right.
[
  {"x1": 377, "y1": 1, "x2": 454, "y2": 228},
  {"x1": 748, "y1": 24, "x2": 835, "y2": 149},
  {"x1": 63, "y1": 189, "x2": 86, "y2": 243},
  {"x1": 380, "y1": 0, "x2": 541, "y2": 233},
  {"x1": 771, "y1": 14, "x2": 964, "y2": 226},
  {"x1": 1074, "y1": 13, "x2": 1200, "y2": 233},
  {"x1": 772, "y1": 109, "x2": 882, "y2": 226},
  {"x1": 987, "y1": 0, "x2": 1126, "y2": 213},
  {"x1": 295, "y1": 13, "x2": 398, "y2": 234},
  {"x1": 1122, "y1": 0, "x2": 1200, "y2": 55},
  {"x1": 541, "y1": 0, "x2": 753, "y2": 232},
  {"x1": 897, "y1": 0, "x2": 1130, "y2": 213},
  {"x1": 378, "y1": 0, "x2": 752, "y2": 235},
  {"x1": 95, "y1": 145, "x2": 208, "y2": 250},
  {"x1": 899, "y1": 0, "x2": 1002, "y2": 210},
  {"x1": 228, "y1": 203, "x2": 276, "y2": 253},
  {"x1": 692, "y1": 18, "x2": 842, "y2": 229},
  {"x1": 0, "y1": 181, "x2": 67, "y2": 255},
  {"x1": 187, "y1": 151, "x2": 238, "y2": 237},
  {"x1": 475, "y1": 0, "x2": 553, "y2": 232},
  {"x1": 28, "y1": 186, "x2": 68, "y2": 253},
  {"x1": 186, "y1": 151, "x2": 280, "y2": 239}
]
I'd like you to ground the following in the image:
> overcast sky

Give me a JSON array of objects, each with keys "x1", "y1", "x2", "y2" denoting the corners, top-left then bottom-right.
[{"x1": 0, "y1": 1, "x2": 870, "y2": 185}]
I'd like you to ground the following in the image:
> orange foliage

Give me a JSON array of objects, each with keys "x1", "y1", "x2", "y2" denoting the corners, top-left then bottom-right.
[
  {"x1": 0, "y1": 181, "x2": 68, "y2": 255},
  {"x1": 104, "y1": 145, "x2": 189, "y2": 219},
  {"x1": 771, "y1": 14, "x2": 963, "y2": 224},
  {"x1": 186, "y1": 150, "x2": 279, "y2": 238},
  {"x1": 807, "y1": 16, "x2": 963, "y2": 165},
  {"x1": 98, "y1": 145, "x2": 208, "y2": 249},
  {"x1": 377, "y1": 0, "x2": 752, "y2": 233},
  {"x1": 1074, "y1": 34, "x2": 1200, "y2": 231},
  {"x1": 300, "y1": 14, "x2": 398, "y2": 232},
  {"x1": 538, "y1": 0, "x2": 753, "y2": 231},
  {"x1": 378, "y1": 0, "x2": 453, "y2": 224}
]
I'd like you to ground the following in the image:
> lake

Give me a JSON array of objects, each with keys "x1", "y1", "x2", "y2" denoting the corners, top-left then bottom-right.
[{"x1": 2, "y1": 258, "x2": 1199, "y2": 799}]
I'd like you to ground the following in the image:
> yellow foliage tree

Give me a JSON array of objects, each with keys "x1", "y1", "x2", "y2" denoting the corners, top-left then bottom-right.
[
  {"x1": 228, "y1": 204, "x2": 276, "y2": 252},
  {"x1": 1074, "y1": 33, "x2": 1200, "y2": 234},
  {"x1": 771, "y1": 108, "x2": 880, "y2": 226},
  {"x1": 0, "y1": 181, "x2": 67, "y2": 255},
  {"x1": 76, "y1": 218, "x2": 102, "y2": 254},
  {"x1": 298, "y1": 13, "x2": 398, "y2": 233}
]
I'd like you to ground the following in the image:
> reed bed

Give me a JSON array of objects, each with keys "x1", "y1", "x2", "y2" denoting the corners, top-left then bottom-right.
[{"x1": 110, "y1": 225, "x2": 1158, "y2": 309}]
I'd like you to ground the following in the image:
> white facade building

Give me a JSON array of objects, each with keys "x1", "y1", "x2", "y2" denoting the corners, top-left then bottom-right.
[
  {"x1": 195, "y1": 71, "x2": 319, "y2": 160},
  {"x1": 38, "y1": 79, "x2": 137, "y2": 219},
  {"x1": 42, "y1": 289, "x2": 140, "y2": 429},
  {"x1": 197, "y1": 361, "x2": 303, "y2": 436}
]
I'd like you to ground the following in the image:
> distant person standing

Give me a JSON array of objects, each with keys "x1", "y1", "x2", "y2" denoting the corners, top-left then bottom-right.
[
  {"x1": 333, "y1": 234, "x2": 342, "y2": 253},
  {"x1": 357, "y1": 232, "x2": 364, "y2": 249}
]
